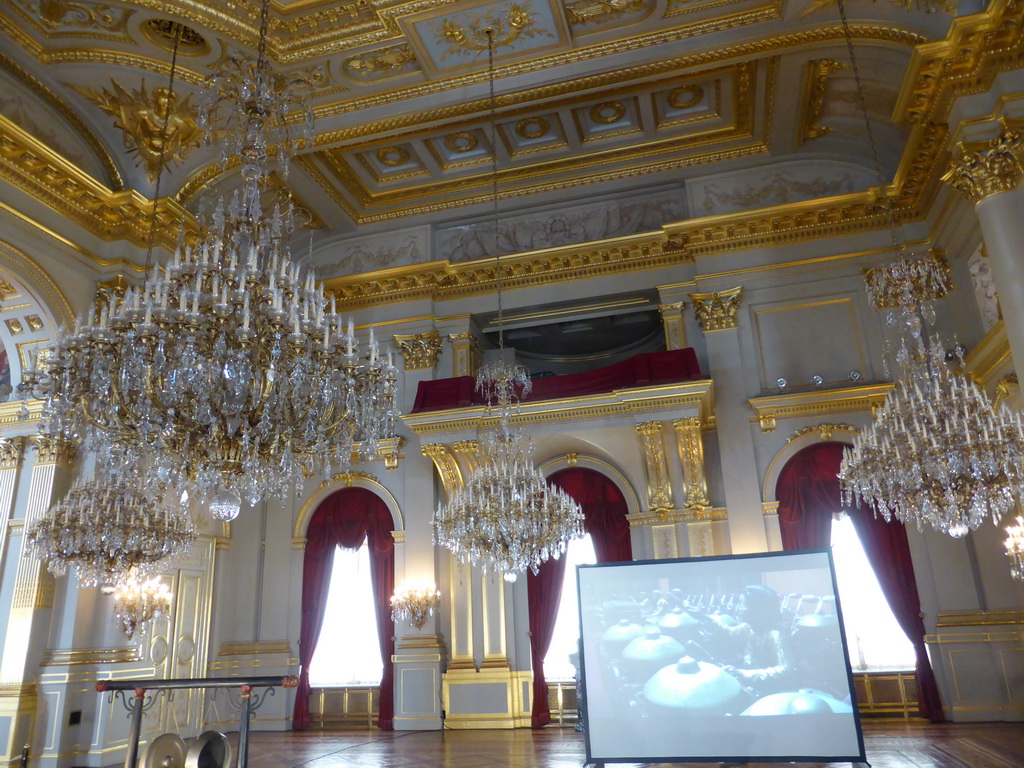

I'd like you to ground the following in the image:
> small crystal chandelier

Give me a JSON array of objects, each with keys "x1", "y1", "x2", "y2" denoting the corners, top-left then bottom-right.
[
  {"x1": 390, "y1": 581, "x2": 441, "y2": 630},
  {"x1": 1005, "y1": 516, "x2": 1024, "y2": 581},
  {"x1": 432, "y1": 30, "x2": 584, "y2": 581},
  {"x1": 113, "y1": 571, "x2": 173, "y2": 640},
  {"x1": 25, "y1": 474, "x2": 194, "y2": 587},
  {"x1": 27, "y1": 0, "x2": 400, "y2": 522},
  {"x1": 834, "y1": 0, "x2": 1024, "y2": 537}
]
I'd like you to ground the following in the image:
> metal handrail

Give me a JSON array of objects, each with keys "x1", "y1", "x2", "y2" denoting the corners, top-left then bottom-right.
[{"x1": 96, "y1": 675, "x2": 298, "y2": 768}]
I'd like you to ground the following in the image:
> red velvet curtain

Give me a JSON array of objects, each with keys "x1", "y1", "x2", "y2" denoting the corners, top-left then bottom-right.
[
  {"x1": 527, "y1": 468, "x2": 632, "y2": 727},
  {"x1": 293, "y1": 487, "x2": 396, "y2": 730},
  {"x1": 775, "y1": 442, "x2": 945, "y2": 722}
]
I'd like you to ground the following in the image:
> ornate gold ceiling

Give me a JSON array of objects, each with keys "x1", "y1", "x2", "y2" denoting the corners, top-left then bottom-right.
[{"x1": 0, "y1": 0, "x2": 1019, "y2": 276}]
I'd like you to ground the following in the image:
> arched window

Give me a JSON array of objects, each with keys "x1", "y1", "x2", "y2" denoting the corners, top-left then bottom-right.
[
  {"x1": 543, "y1": 533, "x2": 597, "y2": 681},
  {"x1": 528, "y1": 467, "x2": 632, "y2": 727},
  {"x1": 294, "y1": 487, "x2": 395, "y2": 730},
  {"x1": 308, "y1": 542, "x2": 383, "y2": 686},
  {"x1": 775, "y1": 441, "x2": 944, "y2": 721}
]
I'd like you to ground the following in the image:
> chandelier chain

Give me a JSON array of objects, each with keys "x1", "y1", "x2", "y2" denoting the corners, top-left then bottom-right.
[{"x1": 144, "y1": 20, "x2": 182, "y2": 271}]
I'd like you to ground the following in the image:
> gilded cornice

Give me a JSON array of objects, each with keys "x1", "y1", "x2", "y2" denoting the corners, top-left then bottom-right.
[
  {"x1": 748, "y1": 384, "x2": 893, "y2": 433},
  {"x1": 402, "y1": 380, "x2": 714, "y2": 436},
  {"x1": 0, "y1": 50, "x2": 123, "y2": 191},
  {"x1": 0, "y1": 116, "x2": 194, "y2": 249},
  {"x1": 0, "y1": 398, "x2": 44, "y2": 429},
  {"x1": 324, "y1": 230, "x2": 689, "y2": 310}
]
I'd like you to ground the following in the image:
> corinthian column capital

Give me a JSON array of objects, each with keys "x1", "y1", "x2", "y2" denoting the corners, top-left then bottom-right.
[{"x1": 943, "y1": 120, "x2": 1024, "y2": 203}]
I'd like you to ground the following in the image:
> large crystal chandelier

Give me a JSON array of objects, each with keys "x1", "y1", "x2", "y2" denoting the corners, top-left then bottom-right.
[
  {"x1": 432, "y1": 30, "x2": 584, "y2": 581},
  {"x1": 29, "y1": 0, "x2": 399, "y2": 522},
  {"x1": 834, "y1": 0, "x2": 1024, "y2": 537},
  {"x1": 25, "y1": 474, "x2": 194, "y2": 588}
]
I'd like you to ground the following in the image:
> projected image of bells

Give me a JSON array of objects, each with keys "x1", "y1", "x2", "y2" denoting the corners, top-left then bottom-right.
[
  {"x1": 619, "y1": 628, "x2": 686, "y2": 684},
  {"x1": 740, "y1": 690, "x2": 853, "y2": 716},
  {"x1": 643, "y1": 656, "x2": 743, "y2": 715}
]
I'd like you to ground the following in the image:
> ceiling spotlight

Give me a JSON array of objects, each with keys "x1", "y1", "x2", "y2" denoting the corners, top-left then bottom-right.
[
  {"x1": 811, "y1": 375, "x2": 824, "y2": 388},
  {"x1": 849, "y1": 370, "x2": 861, "y2": 381},
  {"x1": 777, "y1": 378, "x2": 788, "y2": 388}
]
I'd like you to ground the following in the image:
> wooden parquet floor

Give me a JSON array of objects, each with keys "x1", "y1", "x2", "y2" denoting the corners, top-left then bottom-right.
[{"x1": 241, "y1": 722, "x2": 1024, "y2": 768}]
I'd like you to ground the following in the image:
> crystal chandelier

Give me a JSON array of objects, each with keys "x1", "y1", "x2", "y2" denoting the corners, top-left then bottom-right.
[
  {"x1": 113, "y1": 571, "x2": 173, "y2": 640},
  {"x1": 27, "y1": 0, "x2": 400, "y2": 522},
  {"x1": 25, "y1": 475, "x2": 194, "y2": 588},
  {"x1": 390, "y1": 581, "x2": 441, "y2": 630},
  {"x1": 834, "y1": 0, "x2": 1024, "y2": 537},
  {"x1": 433, "y1": 30, "x2": 584, "y2": 581},
  {"x1": 1005, "y1": 516, "x2": 1024, "y2": 581}
]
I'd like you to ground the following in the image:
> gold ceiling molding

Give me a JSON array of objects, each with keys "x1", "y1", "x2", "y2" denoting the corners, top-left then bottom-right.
[
  {"x1": 310, "y1": 23, "x2": 920, "y2": 129},
  {"x1": 0, "y1": 116, "x2": 193, "y2": 250},
  {"x1": 0, "y1": 50, "x2": 123, "y2": 191},
  {"x1": 894, "y1": 0, "x2": 1024, "y2": 128},
  {"x1": 324, "y1": 230, "x2": 690, "y2": 310},
  {"x1": 798, "y1": 58, "x2": 847, "y2": 143},
  {"x1": 39, "y1": 50, "x2": 207, "y2": 85}
]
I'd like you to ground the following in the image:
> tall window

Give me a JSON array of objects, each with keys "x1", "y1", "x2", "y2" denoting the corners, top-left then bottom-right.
[
  {"x1": 308, "y1": 542, "x2": 382, "y2": 686},
  {"x1": 543, "y1": 534, "x2": 597, "y2": 681},
  {"x1": 830, "y1": 516, "x2": 916, "y2": 671}
]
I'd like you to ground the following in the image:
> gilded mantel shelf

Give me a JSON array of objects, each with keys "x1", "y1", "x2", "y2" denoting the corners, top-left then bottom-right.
[
  {"x1": 748, "y1": 383, "x2": 892, "y2": 433},
  {"x1": 402, "y1": 380, "x2": 714, "y2": 438}
]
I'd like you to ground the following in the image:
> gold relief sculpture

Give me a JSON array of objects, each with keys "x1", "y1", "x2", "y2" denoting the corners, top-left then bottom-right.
[
  {"x1": 863, "y1": 251, "x2": 951, "y2": 310},
  {"x1": 393, "y1": 330, "x2": 443, "y2": 370},
  {"x1": 142, "y1": 19, "x2": 209, "y2": 55},
  {"x1": 673, "y1": 417, "x2": 710, "y2": 510},
  {"x1": 344, "y1": 45, "x2": 419, "y2": 79},
  {"x1": 377, "y1": 146, "x2": 411, "y2": 166},
  {"x1": 667, "y1": 84, "x2": 703, "y2": 110},
  {"x1": 332, "y1": 470, "x2": 377, "y2": 487},
  {"x1": 5, "y1": 319, "x2": 23, "y2": 335},
  {"x1": 0, "y1": 280, "x2": 17, "y2": 301},
  {"x1": 589, "y1": 101, "x2": 626, "y2": 124},
  {"x1": 515, "y1": 117, "x2": 549, "y2": 139},
  {"x1": 444, "y1": 132, "x2": 480, "y2": 153},
  {"x1": 786, "y1": 423, "x2": 858, "y2": 443},
  {"x1": 799, "y1": 59, "x2": 847, "y2": 143},
  {"x1": 38, "y1": 0, "x2": 132, "y2": 33},
  {"x1": 943, "y1": 119, "x2": 1024, "y2": 203},
  {"x1": 434, "y1": 2, "x2": 551, "y2": 57},
  {"x1": 689, "y1": 286, "x2": 742, "y2": 331},
  {"x1": 565, "y1": 452, "x2": 578, "y2": 466},
  {"x1": 636, "y1": 421, "x2": 673, "y2": 513},
  {"x1": 75, "y1": 80, "x2": 202, "y2": 183},
  {"x1": 566, "y1": 0, "x2": 648, "y2": 25},
  {"x1": 25, "y1": 315, "x2": 43, "y2": 331},
  {"x1": 993, "y1": 374, "x2": 1019, "y2": 410},
  {"x1": 31, "y1": 435, "x2": 76, "y2": 467},
  {"x1": 0, "y1": 437, "x2": 26, "y2": 470}
]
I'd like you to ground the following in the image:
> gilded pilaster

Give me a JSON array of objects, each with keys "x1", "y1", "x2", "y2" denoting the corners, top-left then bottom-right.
[
  {"x1": 0, "y1": 437, "x2": 25, "y2": 578},
  {"x1": 635, "y1": 422, "x2": 673, "y2": 514},
  {"x1": 690, "y1": 287, "x2": 743, "y2": 331},
  {"x1": 1, "y1": 436, "x2": 75, "y2": 687},
  {"x1": 449, "y1": 332, "x2": 481, "y2": 377},
  {"x1": 673, "y1": 417, "x2": 710, "y2": 510},
  {"x1": 394, "y1": 330, "x2": 443, "y2": 370},
  {"x1": 658, "y1": 302, "x2": 687, "y2": 351},
  {"x1": 943, "y1": 120, "x2": 1024, "y2": 203}
]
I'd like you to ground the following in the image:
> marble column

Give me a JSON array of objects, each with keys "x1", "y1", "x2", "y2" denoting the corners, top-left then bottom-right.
[
  {"x1": 943, "y1": 120, "x2": 1024, "y2": 367},
  {"x1": 688, "y1": 287, "x2": 767, "y2": 553}
]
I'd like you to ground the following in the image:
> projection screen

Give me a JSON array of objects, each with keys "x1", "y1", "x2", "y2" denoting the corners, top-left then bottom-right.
[{"x1": 577, "y1": 549, "x2": 866, "y2": 764}]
